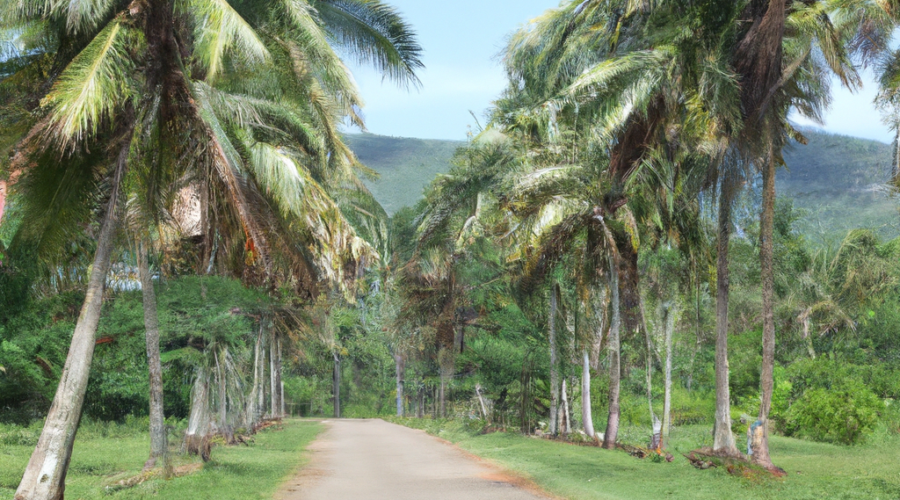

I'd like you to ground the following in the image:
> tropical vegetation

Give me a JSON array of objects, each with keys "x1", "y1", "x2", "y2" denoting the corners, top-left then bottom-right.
[{"x1": 3, "y1": 0, "x2": 900, "y2": 498}]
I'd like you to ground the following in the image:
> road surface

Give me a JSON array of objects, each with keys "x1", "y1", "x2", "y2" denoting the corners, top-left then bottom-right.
[{"x1": 278, "y1": 419, "x2": 550, "y2": 500}]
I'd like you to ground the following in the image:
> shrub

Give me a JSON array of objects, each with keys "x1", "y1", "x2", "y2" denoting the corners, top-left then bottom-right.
[{"x1": 784, "y1": 381, "x2": 882, "y2": 445}]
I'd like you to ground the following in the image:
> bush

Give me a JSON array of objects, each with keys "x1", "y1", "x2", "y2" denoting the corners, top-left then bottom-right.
[{"x1": 784, "y1": 381, "x2": 882, "y2": 445}]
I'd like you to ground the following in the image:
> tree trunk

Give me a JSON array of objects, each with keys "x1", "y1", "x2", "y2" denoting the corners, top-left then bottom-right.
[
  {"x1": 139, "y1": 241, "x2": 166, "y2": 470},
  {"x1": 662, "y1": 303, "x2": 676, "y2": 451},
  {"x1": 752, "y1": 149, "x2": 777, "y2": 467},
  {"x1": 417, "y1": 383, "x2": 425, "y2": 418},
  {"x1": 603, "y1": 255, "x2": 622, "y2": 450},
  {"x1": 270, "y1": 334, "x2": 280, "y2": 417},
  {"x1": 581, "y1": 350, "x2": 595, "y2": 438},
  {"x1": 688, "y1": 258, "x2": 703, "y2": 392},
  {"x1": 801, "y1": 311, "x2": 816, "y2": 359},
  {"x1": 549, "y1": 284, "x2": 560, "y2": 436},
  {"x1": 561, "y1": 379, "x2": 571, "y2": 435},
  {"x1": 258, "y1": 324, "x2": 268, "y2": 421},
  {"x1": 276, "y1": 337, "x2": 284, "y2": 417},
  {"x1": 713, "y1": 177, "x2": 739, "y2": 456},
  {"x1": 394, "y1": 355, "x2": 405, "y2": 417},
  {"x1": 439, "y1": 368, "x2": 447, "y2": 418},
  {"x1": 644, "y1": 321, "x2": 659, "y2": 449},
  {"x1": 185, "y1": 367, "x2": 210, "y2": 456},
  {"x1": 15, "y1": 143, "x2": 128, "y2": 500},
  {"x1": 248, "y1": 325, "x2": 265, "y2": 428},
  {"x1": 333, "y1": 352, "x2": 341, "y2": 418},
  {"x1": 216, "y1": 351, "x2": 225, "y2": 432},
  {"x1": 475, "y1": 384, "x2": 489, "y2": 422}
]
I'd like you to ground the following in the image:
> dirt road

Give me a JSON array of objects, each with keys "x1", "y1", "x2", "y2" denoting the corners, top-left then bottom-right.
[{"x1": 278, "y1": 419, "x2": 550, "y2": 500}]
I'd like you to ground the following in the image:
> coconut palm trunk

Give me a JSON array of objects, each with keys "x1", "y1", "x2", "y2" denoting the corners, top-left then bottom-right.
[
  {"x1": 644, "y1": 320, "x2": 660, "y2": 449},
  {"x1": 662, "y1": 303, "x2": 676, "y2": 450},
  {"x1": 549, "y1": 284, "x2": 560, "y2": 435},
  {"x1": 713, "y1": 177, "x2": 739, "y2": 456},
  {"x1": 15, "y1": 142, "x2": 129, "y2": 500},
  {"x1": 257, "y1": 324, "x2": 268, "y2": 422},
  {"x1": 394, "y1": 354, "x2": 405, "y2": 417},
  {"x1": 185, "y1": 366, "x2": 211, "y2": 456},
  {"x1": 139, "y1": 240, "x2": 166, "y2": 469},
  {"x1": 247, "y1": 325, "x2": 264, "y2": 428},
  {"x1": 752, "y1": 149, "x2": 777, "y2": 467},
  {"x1": 582, "y1": 349, "x2": 595, "y2": 439},
  {"x1": 333, "y1": 352, "x2": 341, "y2": 418},
  {"x1": 417, "y1": 381, "x2": 425, "y2": 418},
  {"x1": 270, "y1": 334, "x2": 282, "y2": 417},
  {"x1": 603, "y1": 255, "x2": 622, "y2": 450},
  {"x1": 276, "y1": 337, "x2": 284, "y2": 417}
]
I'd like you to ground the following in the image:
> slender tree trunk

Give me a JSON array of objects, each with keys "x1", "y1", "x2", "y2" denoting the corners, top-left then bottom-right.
[
  {"x1": 662, "y1": 303, "x2": 676, "y2": 451},
  {"x1": 215, "y1": 350, "x2": 229, "y2": 441},
  {"x1": 801, "y1": 312, "x2": 816, "y2": 359},
  {"x1": 249, "y1": 325, "x2": 264, "y2": 428},
  {"x1": 270, "y1": 334, "x2": 279, "y2": 417},
  {"x1": 276, "y1": 337, "x2": 284, "y2": 417},
  {"x1": 432, "y1": 385, "x2": 438, "y2": 419},
  {"x1": 475, "y1": 384, "x2": 489, "y2": 422},
  {"x1": 185, "y1": 367, "x2": 210, "y2": 456},
  {"x1": 603, "y1": 255, "x2": 622, "y2": 450},
  {"x1": 549, "y1": 284, "x2": 560, "y2": 435},
  {"x1": 439, "y1": 368, "x2": 447, "y2": 418},
  {"x1": 752, "y1": 149, "x2": 777, "y2": 468},
  {"x1": 333, "y1": 352, "x2": 341, "y2": 418},
  {"x1": 582, "y1": 350, "x2": 595, "y2": 438},
  {"x1": 258, "y1": 324, "x2": 268, "y2": 421},
  {"x1": 15, "y1": 142, "x2": 129, "y2": 500},
  {"x1": 713, "y1": 178, "x2": 739, "y2": 456},
  {"x1": 561, "y1": 379, "x2": 570, "y2": 435},
  {"x1": 688, "y1": 258, "x2": 702, "y2": 392},
  {"x1": 394, "y1": 355, "x2": 405, "y2": 417},
  {"x1": 417, "y1": 383, "x2": 425, "y2": 418},
  {"x1": 644, "y1": 322, "x2": 660, "y2": 449},
  {"x1": 139, "y1": 241, "x2": 166, "y2": 470}
]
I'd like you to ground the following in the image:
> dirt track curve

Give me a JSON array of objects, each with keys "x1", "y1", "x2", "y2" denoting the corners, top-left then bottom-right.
[{"x1": 277, "y1": 419, "x2": 551, "y2": 500}]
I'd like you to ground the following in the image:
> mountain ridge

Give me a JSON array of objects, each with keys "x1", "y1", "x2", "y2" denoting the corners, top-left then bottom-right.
[{"x1": 346, "y1": 131, "x2": 900, "y2": 241}]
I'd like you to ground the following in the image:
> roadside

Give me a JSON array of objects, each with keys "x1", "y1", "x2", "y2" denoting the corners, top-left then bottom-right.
[
  {"x1": 388, "y1": 417, "x2": 900, "y2": 500},
  {"x1": 0, "y1": 419, "x2": 323, "y2": 500}
]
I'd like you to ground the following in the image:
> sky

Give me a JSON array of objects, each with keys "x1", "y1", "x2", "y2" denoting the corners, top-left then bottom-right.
[{"x1": 347, "y1": 2, "x2": 894, "y2": 144}]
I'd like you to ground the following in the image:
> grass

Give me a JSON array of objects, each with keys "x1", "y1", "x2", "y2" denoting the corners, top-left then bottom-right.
[
  {"x1": 0, "y1": 419, "x2": 323, "y2": 500},
  {"x1": 389, "y1": 418, "x2": 900, "y2": 500}
]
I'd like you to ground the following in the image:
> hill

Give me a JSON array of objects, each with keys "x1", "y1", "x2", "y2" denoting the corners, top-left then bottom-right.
[
  {"x1": 781, "y1": 130, "x2": 899, "y2": 242},
  {"x1": 347, "y1": 131, "x2": 900, "y2": 241},
  {"x1": 345, "y1": 134, "x2": 464, "y2": 215}
]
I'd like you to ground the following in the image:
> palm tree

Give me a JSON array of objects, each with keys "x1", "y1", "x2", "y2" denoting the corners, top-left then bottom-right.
[
  {"x1": 2, "y1": 1, "x2": 421, "y2": 496},
  {"x1": 733, "y1": 0, "x2": 860, "y2": 466}
]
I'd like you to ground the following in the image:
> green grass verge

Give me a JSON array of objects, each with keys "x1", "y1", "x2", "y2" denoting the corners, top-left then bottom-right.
[
  {"x1": 387, "y1": 417, "x2": 900, "y2": 500},
  {"x1": 0, "y1": 419, "x2": 323, "y2": 500}
]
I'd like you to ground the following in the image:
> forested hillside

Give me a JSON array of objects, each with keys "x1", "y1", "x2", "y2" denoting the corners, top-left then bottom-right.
[
  {"x1": 349, "y1": 130, "x2": 900, "y2": 240},
  {"x1": 781, "y1": 131, "x2": 899, "y2": 241},
  {"x1": 345, "y1": 134, "x2": 464, "y2": 214}
]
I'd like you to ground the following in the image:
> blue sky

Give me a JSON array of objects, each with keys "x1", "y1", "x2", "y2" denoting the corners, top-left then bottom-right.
[{"x1": 347, "y1": 2, "x2": 893, "y2": 144}]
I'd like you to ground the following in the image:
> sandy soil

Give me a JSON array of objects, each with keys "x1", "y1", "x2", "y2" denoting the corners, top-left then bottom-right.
[{"x1": 276, "y1": 419, "x2": 551, "y2": 500}]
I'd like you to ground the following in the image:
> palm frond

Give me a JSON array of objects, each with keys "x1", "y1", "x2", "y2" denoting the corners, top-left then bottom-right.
[
  {"x1": 40, "y1": 20, "x2": 138, "y2": 147},
  {"x1": 314, "y1": 0, "x2": 423, "y2": 87},
  {"x1": 185, "y1": 0, "x2": 270, "y2": 81}
]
